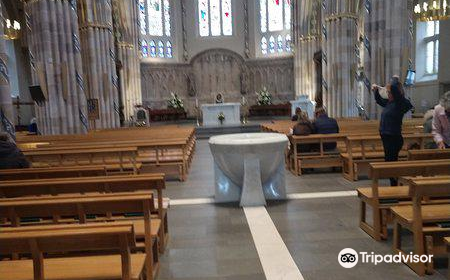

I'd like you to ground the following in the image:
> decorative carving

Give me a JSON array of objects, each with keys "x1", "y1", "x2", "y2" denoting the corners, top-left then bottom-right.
[{"x1": 141, "y1": 49, "x2": 294, "y2": 116}]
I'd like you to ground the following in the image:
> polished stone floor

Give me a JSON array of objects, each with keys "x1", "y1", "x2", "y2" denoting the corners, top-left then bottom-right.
[{"x1": 159, "y1": 140, "x2": 448, "y2": 280}]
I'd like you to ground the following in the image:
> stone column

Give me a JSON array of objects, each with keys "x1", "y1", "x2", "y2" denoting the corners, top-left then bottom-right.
[
  {"x1": 0, "y1": 4, "x2": 15, "y2": 137},
  {"x1": 112, "y1": 0, "x2": 142, "y2": 123},
  {"x1": 361, "y1": 0, "x2": 413, "y2": 119},
  {"x1": 25, "y1": 0, "x2": 88, "y2": 134},
  {"x1": 321, "y1": 0, "x2": 361, "y2": 118},
  {"x1": 78, "y1": 0, "x2": 120, "y2": 129},
  {"x1": 294, "y1": 0, "x2": 321, "y2": 101}
]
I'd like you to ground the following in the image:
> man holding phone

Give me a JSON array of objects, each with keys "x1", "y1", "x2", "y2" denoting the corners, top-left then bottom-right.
[{"x1": 432, "y1": 91, "x2": 450, "y2": 149}]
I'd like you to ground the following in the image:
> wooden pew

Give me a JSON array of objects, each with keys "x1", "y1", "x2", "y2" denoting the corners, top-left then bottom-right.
[
  {"x1": 0, "y1": 174, "x2": 168, "y2": 252},
  {"x1": 408, "y1": 149, "x2": 450, "y2": 161},
  {"x1": 357, "y1": 159, "x2": 450, "y2": 241},
  {"x1": 24, "y1": 147, "x2": 139, "y2": 173},
  {"x1": 0, "y1": 166, "x2": 107, "y2": 180},
  {"x1": 342, "y1": 133, "x2": 432, "y2": 181},
  {"x1": 288, "y1": 134, "x2": 346, "y2": 175},
  {"x1": 0, "y1": 191, "x2": 160, "y2": 279},
  {"x1": 0, "y1": 223, "x2": 147, "y2": 280},
  {"x1": 445, "y1": 237, "x2": 450, "y2": 279},
  {"x1": 391, "y1": 176, "x2": 450, "y2": 276}
]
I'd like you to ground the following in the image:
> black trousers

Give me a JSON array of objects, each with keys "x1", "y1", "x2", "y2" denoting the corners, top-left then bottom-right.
[{"x1": 381, "y1": 134, "x2": 404, "y2": 186}]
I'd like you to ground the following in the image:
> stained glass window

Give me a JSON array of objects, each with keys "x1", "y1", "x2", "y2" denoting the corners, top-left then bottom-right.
[
  {"x1": 139, "y1": 0, "x2": 147, "y2": 35},
  {"x1": 158, "y1": 41, "x2": 164, "y2": 57},
  {"x1": 259, "y1": 0, "x2": 292, "y2": 55},
  {"x1": 277, "y1": 35, "x2": 283, "y2": 52},
  {"x1": 284, "y1": 0, "x2": 291, "y2": 30},
  {"x1": 166, "y1": 41, "x2": 173, "y2": 58},
  {"x1": 285, "y1": 34, "x2": 291, "y2": 51},
  {"x1": 199, "y1": 0, "x2": 209, "y2": 36},
  {"x1": 139, "y1": 0, "x2": 173, "y2": 59},
  {"x1": 269, "y1": 36, "x2": 275, "y2": 53},
  {"x1": 163, "y1": 0, "x2": 171, "y2": 36},
  {"x1": 260, "y1": 0, "x2": 267, "y2": 33},
  {"x1": 261, "y1": 37, "x2": 268, "y2": 54},
  {"x1": 222, "y1": 0, "x2": 232, "y2": 35},
  {"x1": 198, "y1": 0, "x2": 233, "y2": 37},
  {"x1": 150, "y1": 40, "x2": 156, "y2": 57},
  {"x1": 148, "y1": 0, "x2": 163, "y2": 36},
  {"x1": 142, "y1": 40, "x2": 148, "y2": 57}
]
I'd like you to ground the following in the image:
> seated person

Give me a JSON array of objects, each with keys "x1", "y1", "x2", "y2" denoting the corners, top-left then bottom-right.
[
  {"x1": 291, "y1": 107, "x2": 302, "y2": 121},
  {"x1": 313, "y1": 107, "x2": 339, "y2": 150},
  {"x1": 0, "y1": 132, "x2": 31, "y2": 169},
  {"x1": 291, "y1": 112, "x2": 315, "y2": 153},
  {"x1": 432, "y1": 91, "x2": 450, "y2": 149}
]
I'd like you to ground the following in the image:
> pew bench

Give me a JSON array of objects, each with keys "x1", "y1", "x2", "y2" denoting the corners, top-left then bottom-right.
[
  {"x1": 445, "y1": 237, "x2": 450, "y2": 280},
  {"x1": 342, "y1": 134, "x2": 432, "y2": 181},
  {"x1": 0, "y1": 166, "x2": 107, "y2": 180},
  {"x1": 408, "y1": 149, "x2": 450, "y2": 161},
  {"x1": 288, "y1": 134, "x2": 346, "y2": 175},
  {"x1": 391, "y1": 177, "x2": 450, "y2": 276},
  {"x1": 0, "y1": 174, "x2": 169, "y2": 253},
  {"x1": 0, "y1": 223, "x2": 148, "y2": 280},
  {"x1": 357, "y1": 160, "x2": 450, "y2": 241},
  {"x1": 0, "y1": 191, "x2": 161, "y2": 278}
]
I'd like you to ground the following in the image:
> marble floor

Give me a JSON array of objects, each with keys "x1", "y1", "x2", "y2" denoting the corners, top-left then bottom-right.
[{"x1": 158, "y1": 140, "x2": 448, "y2": 280}]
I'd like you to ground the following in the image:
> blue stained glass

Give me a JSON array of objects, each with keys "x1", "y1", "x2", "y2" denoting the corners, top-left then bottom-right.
[
  {"x1": 261, "y1": 37, "x2": 268, "y2": 54},
  {"x1": 269, "y1": 36, "x2": 275, "y2": 53},
  {"x1": 277, "y1": 35, "x2": 283, "y2": 52},
  {"x1": 285, "y1": 34, "x2": 291, "y2": 51},
  {"x1": 150, "y1": 40, "x2": 156, "y2": 57},
  {"x1": 142, "y1": 40, "x2": 148, "y2": 57},
  {"x1": 166, "y1": 41, "x2": 173, "y2": 58},
  {"x1": 158, "y1": 40, "x2": 164, "y2": 57}
]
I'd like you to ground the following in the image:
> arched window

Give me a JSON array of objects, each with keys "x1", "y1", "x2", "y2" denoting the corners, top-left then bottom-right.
[
  {"x1": 149, "y1": 40, "x2": 156, "y2": 57},
  {"x1": 139, "y1": 0, "x2": 174, "y2": 59},
  {"x1": 142, "y1": 40, "x2": 149, "y2": 57},
  {"x1": 269, "y1": 36, "x2": 275, "y2": 53},
  {"x1": 258, "y1": 0, "x2": 291, "y2": 56},
  {"x1": 166, "y1": 41, "x2": 173, "y2": 58},
  {"x1": 139, "y1": 0, "x2": 147, "y2": 35},
  {"x1": 261, "y1": 37, "x2": 268, "y2": 54},
  {"x1": 277, "y1": 35, "x2": 283, "y2": 52},
  {"x1": 285, "y1": 34, "x2": 291, "y2": 52},
  {"x1": 158, "y1": 41, "x2": 164, "y2": 57},
  {"x1": 198, "y1": 0, "x2": 233, "y2": 37}
]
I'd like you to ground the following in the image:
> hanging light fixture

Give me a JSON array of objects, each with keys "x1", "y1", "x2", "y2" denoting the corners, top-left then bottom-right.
[
  {"x1": 414, "y1": 0, "x2": 449, "y2": 21},
  {"x1": 3, "y1": 19, "x2": 21, "y2": 40}
]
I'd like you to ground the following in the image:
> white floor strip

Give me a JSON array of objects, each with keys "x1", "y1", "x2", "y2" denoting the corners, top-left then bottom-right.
[
  {"x1": 244, "y1": 206, "x2": 305, "y2": 280},
  {"x1": 170, "y1": 190, "x2": 357, "y2": 206}
]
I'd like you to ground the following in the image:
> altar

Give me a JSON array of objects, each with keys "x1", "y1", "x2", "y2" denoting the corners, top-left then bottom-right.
[{"x1": 201, "y1": 103, "x2": 241, "y2": 127}]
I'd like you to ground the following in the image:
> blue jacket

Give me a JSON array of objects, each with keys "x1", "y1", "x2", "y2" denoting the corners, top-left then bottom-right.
[
  {"x1": 375, "y1": 90, "x2": 413, "y2": 136},
  {"x1": 313, "y1": 115, "x2": 339, "y2": 150}
]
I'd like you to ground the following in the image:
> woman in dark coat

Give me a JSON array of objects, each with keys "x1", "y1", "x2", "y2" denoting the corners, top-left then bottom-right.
[{"x1": 372, "y1": 76, "x2": 413, "y2": 185}]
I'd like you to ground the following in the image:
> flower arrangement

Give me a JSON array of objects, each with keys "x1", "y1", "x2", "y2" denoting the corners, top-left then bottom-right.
[
  {"x1": 217, "y1": 112, "x2": 225, "y2": 124},
  {"x1": 167, "y1": 92, "x2": 184, "y2": 109},
  {"x1": 256, "y1": 87, "x2": 272, "y2": 105}
]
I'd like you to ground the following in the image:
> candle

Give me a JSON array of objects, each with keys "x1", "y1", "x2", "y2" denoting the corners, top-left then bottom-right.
[{"x1": 195, "y1": 98, "x2": 198, "y2": 107}]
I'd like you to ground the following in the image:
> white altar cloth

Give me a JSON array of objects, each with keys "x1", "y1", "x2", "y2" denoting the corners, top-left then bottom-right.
[{"x1": 201, "y1": 103, "x2": 240, "y2": 127}]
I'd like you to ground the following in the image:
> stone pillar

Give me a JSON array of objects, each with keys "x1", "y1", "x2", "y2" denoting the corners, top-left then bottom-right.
[
  {"x1": 321, "y1": 0, "x2": 361, "y2": 118},
  {"x1": 294, "y1": 0, "x2": 321, "y2": 101},
  {"x1": 112, "y1": 0, "x2": 142, "y2": 123},
  {"x1": 78, "y1": 0, "x2": 120, "y2": 129},
  {"x1": 25, "y1": 0, "x2": 88, "y2": 134},
  {"x1": 361, "y1": 0, "x2": 414, "y2": 119}
]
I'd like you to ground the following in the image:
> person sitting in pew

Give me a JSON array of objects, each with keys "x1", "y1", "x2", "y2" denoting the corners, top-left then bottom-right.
[
  {"x1": 292, "y1": 112, "x2": 315, "y2": 153},
  {"x1": 0, "y1": 132, "x2": 30, "y2": 169},
  {"x1": 432, "y1": 91, "x2": 450, "y2": 149},
  {"x1": 312, "y1": 107, "x2": 339, "y2": 150},
  {"x1": 291, "y1": 107, "x2": 302, "y2": 121}
]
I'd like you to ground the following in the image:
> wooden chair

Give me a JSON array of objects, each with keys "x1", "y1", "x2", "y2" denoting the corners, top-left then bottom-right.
[
  {"x1": 391, "y1": 176, "x2": 450, "y2": 276},
  {"x1": 0, "y1": 223, "x2": 147, "y2": 280},
  {"x1": 0, "y1": 191, "x2": 160, "y2": 279},
  {"x1": 357, "y1": 159, "x2": 450, "y2": 241},
  {"x1": 0, "y1": 174, "x2": 168, "y2": 252}
]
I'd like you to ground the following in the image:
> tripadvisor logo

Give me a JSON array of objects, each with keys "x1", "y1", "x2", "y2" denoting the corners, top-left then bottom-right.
[{"x1": 338, "y1": 248, "x2": 433, "y2": 268}]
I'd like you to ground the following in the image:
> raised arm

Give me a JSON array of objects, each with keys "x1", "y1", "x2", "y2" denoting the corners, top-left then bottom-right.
[{"x1": 373, "y1": 87, "x2": 388, "y2": 107}]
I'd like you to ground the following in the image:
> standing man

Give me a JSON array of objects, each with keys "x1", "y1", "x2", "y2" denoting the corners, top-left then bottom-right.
[{"x1": 432, "y1": 91, "x2": 450, "y2": 149}]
